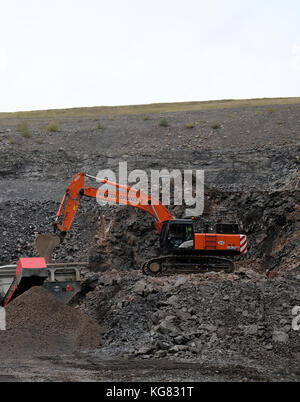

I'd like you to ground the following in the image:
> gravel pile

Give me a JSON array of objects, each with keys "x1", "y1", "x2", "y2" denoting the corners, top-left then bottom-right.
[{"x1": 0, "y1": 286, "x2": 103, "y2": 358}]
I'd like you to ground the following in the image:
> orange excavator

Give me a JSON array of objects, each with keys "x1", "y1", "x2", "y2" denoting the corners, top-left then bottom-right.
[{"x1": 35, "y1": 172, "x2": 247, "y2": 274}]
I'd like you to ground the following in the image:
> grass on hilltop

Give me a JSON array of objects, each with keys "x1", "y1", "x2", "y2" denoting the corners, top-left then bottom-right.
[{"x1": 1, "y1": 97, "x2": 300, "y2": 121}]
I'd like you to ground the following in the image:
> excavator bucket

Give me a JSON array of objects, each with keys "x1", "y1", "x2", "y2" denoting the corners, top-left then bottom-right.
[{"x1": 34, "y1": 233, "x2": 61, "y2": 263}]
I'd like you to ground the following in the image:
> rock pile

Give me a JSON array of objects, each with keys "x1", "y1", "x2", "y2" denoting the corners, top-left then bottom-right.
[
  {"x1": 78, "y1": 268, "x2": 300, "y2": 374},
  {"x1": 0, "y1": 286, "x2": 103, "y2": 358}
]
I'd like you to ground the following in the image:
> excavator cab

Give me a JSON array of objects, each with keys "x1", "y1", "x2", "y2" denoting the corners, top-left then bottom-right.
[
  {"x1": 160, "y1": 220, "x2": 194, "y2": 251},
  {"x1": 159, "y1": 218, "x2": 242, "y2": 254}
]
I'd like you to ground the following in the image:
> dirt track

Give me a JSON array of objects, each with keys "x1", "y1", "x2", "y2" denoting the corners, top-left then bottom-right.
[
  {"x1": 0, "y1": 102, "x2": 299, "y2": 381},
  {"x1": 1, "y1": 355, "x2": 297, "y2": 382}
]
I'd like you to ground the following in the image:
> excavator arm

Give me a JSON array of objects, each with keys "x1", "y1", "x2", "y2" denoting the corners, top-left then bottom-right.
[
  {"x1": 35, "y1": 172, "x2": 174, "y2": 261},
  {"x1": 54, "y1": 172, "x2": 174, "y2": 234}
]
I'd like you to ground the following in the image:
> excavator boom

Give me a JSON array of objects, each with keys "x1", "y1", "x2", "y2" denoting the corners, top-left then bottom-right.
[
  {"x1": 35, "y1": 172, "x2": 174, "y2": 261},
  {"x1": 54, "y1": 172, "x2": 174, "y2": 233}
]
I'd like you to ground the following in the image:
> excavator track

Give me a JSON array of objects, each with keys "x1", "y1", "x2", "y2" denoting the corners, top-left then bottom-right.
[{"x1": 142, "y1": 255, "x2": 234, "y2": 276}]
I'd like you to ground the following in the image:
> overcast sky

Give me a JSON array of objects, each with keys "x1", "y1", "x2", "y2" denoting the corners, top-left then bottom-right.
[{"x1": 0, "y1": 0, "x2": 299, "y2": 112}]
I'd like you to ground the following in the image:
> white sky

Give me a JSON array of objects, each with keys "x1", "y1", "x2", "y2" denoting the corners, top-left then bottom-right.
[{"x1": 0, "y1": 0, "x2": 299, "y2": 112}]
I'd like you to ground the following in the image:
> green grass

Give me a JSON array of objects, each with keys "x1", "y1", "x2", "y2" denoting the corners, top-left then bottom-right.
[
  {"x1": 143, "y1": 115, "x2": 150, "y2": 121},
  {"x1": 185, "y1": 123, "x2": 195, "y2": 129},
  {"x1": 96, "y1": 122, "x2": 104, "y2": 130},
  {"x1": 159, "y1": 118, "x2": 169, "y2": 127},
  {"x1": 16, "y1": 122, "x2": 31, "y2": 138},
  {"x1": 9, "y1": 138, "x2": 16, "y2": 144},
  {"x1": 47, "y1": 122, "x2": 60, "y2": 132},
  {"x1": 35, "y1": 138, "x2": 44, "y2": 144},
  {"x1": 211, "y1": 122, "x2": 221, "y2": 129},
  {"x1": 0, "y1": 97, "x2": 299, "y2": 121}
]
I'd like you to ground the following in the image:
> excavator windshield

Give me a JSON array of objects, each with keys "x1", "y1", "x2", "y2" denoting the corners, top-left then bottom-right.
[{"x1": 160, "y1": 220, "x2": 194, "y2": 250}]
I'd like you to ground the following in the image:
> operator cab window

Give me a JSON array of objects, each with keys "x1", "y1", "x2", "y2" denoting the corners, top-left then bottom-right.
[{"x1": 167, "y1": 223, "x2": 193, "y2": 249}]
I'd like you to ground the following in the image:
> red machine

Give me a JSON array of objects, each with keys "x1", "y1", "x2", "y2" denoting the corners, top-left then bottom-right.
[
  {"x1": 3, "y1": 258, "x2": 48, "y2": 306},
  {"x1": 0, "y1": 258, "x2": 83, "y2": 306}
]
